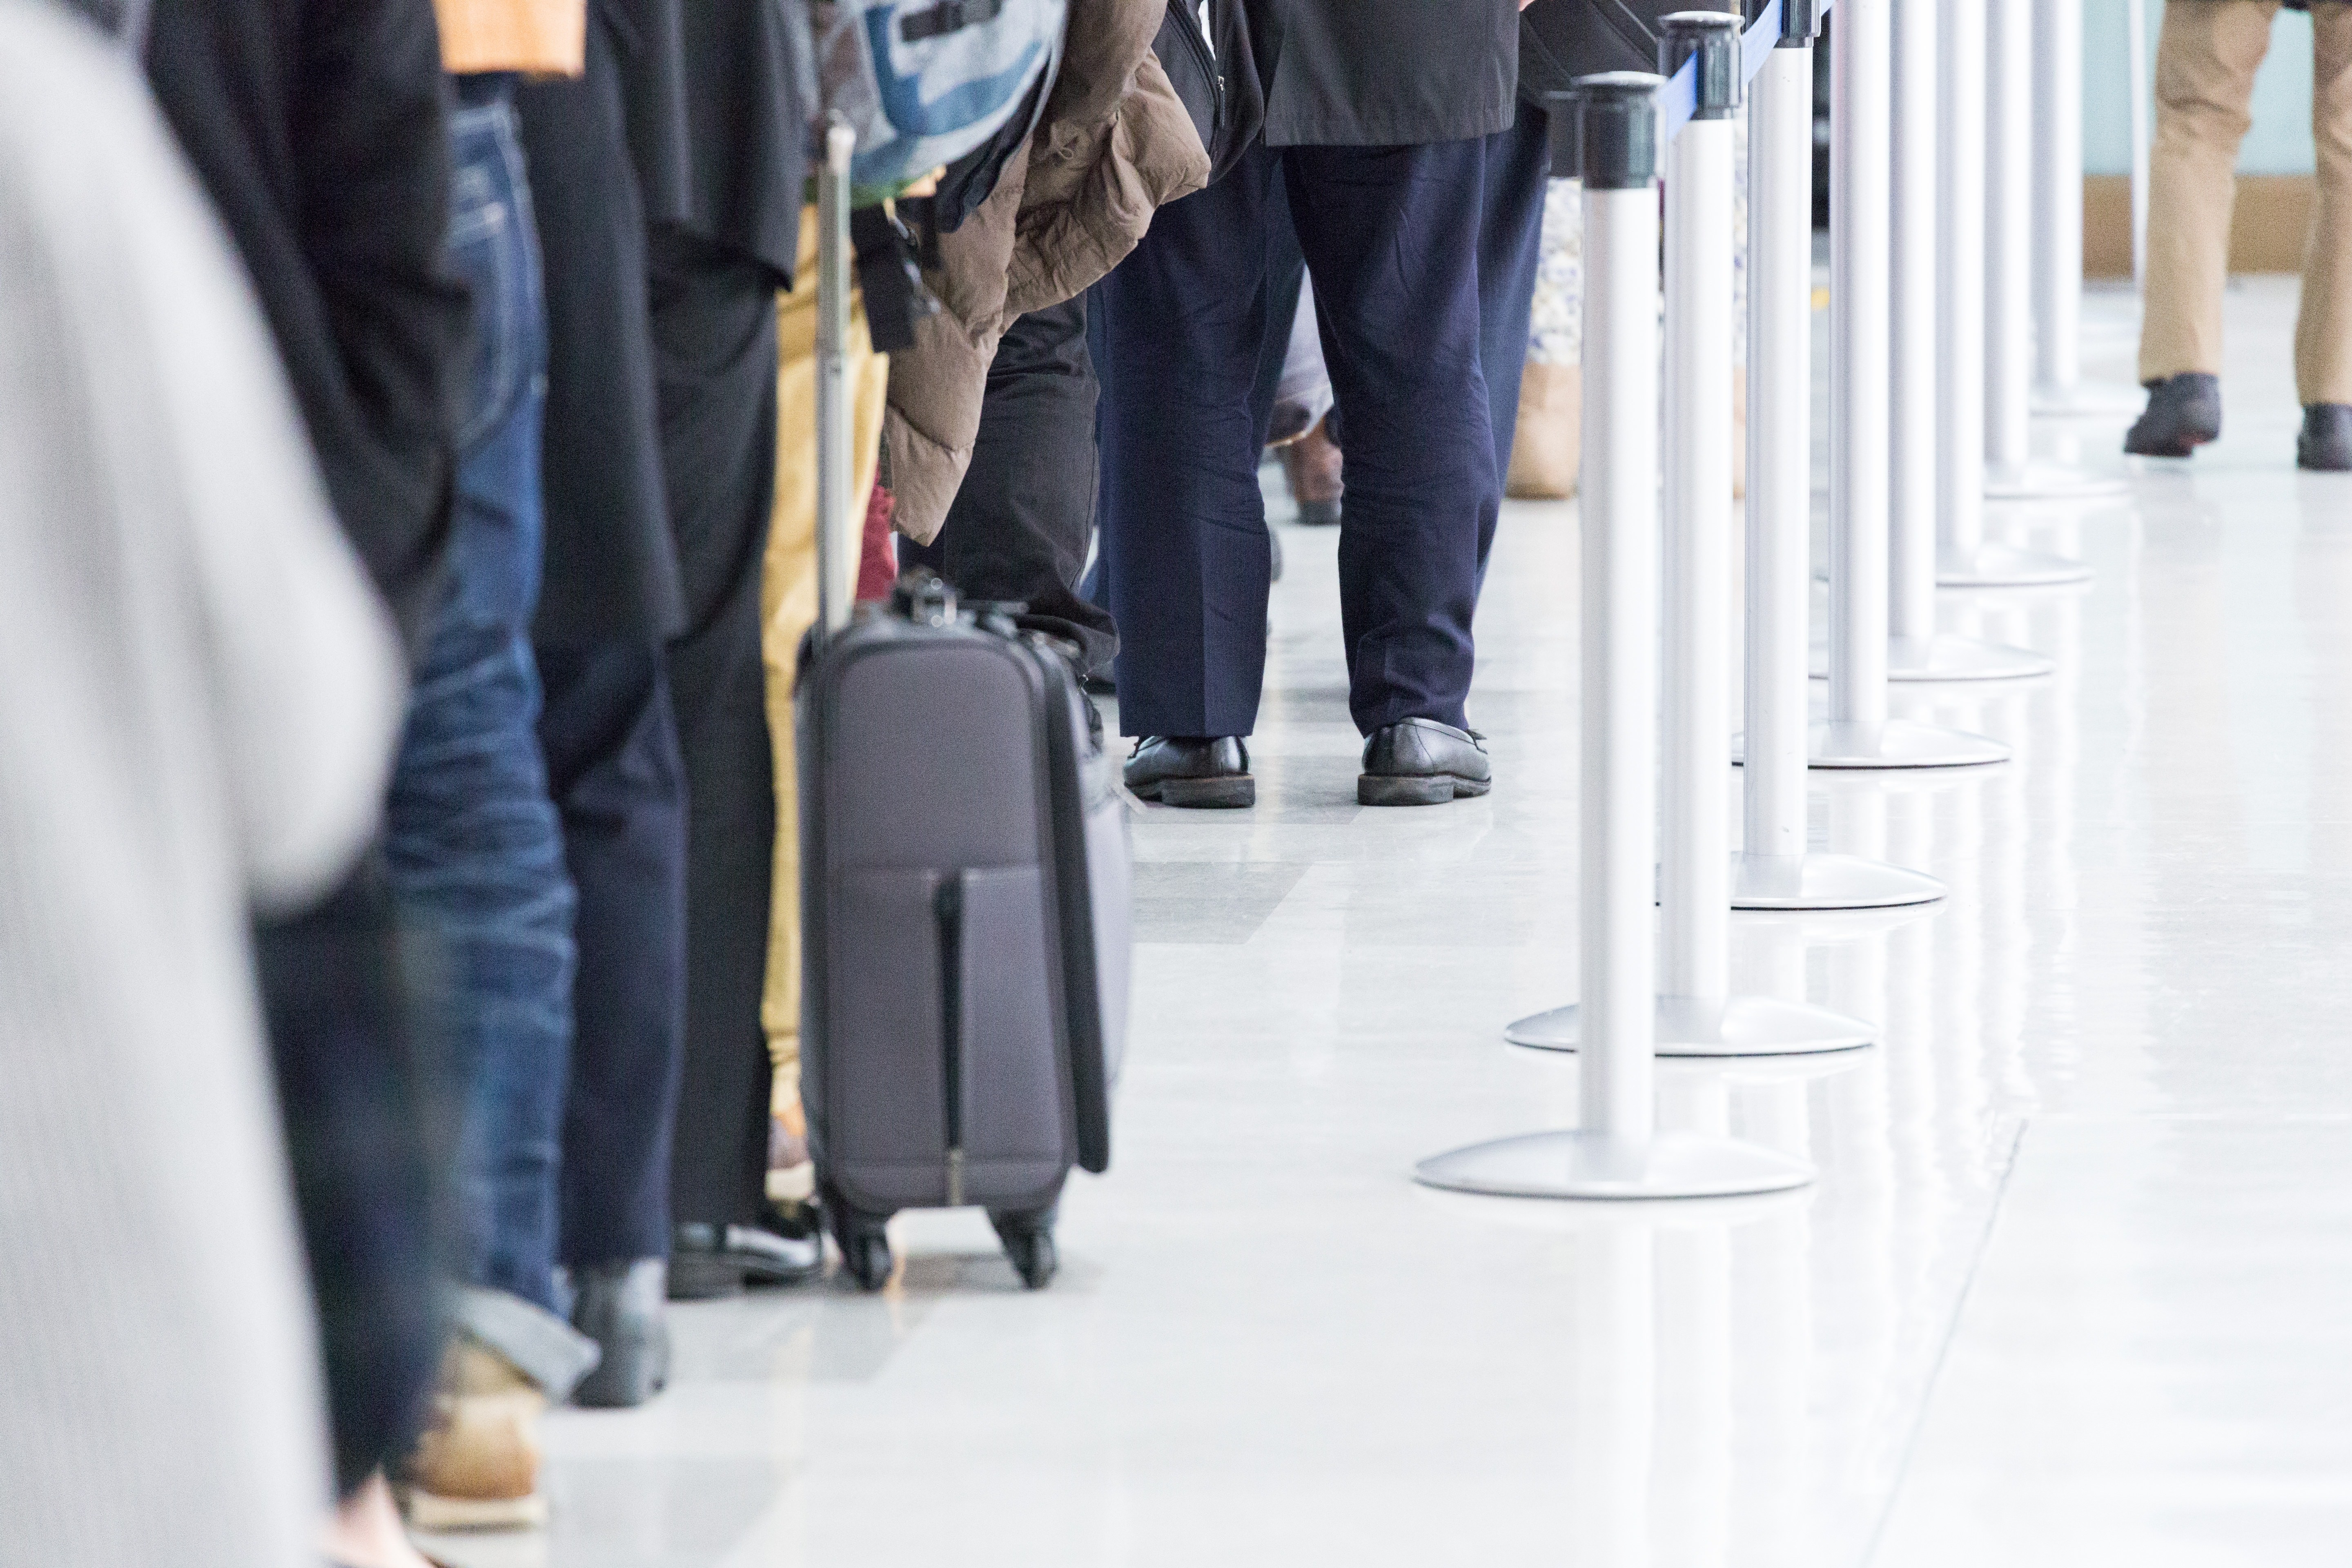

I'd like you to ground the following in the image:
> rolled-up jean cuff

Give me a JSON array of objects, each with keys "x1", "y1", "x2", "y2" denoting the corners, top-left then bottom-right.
[{"x1": 452, "y1": 1283, "x2": 601, "y2": 1402}]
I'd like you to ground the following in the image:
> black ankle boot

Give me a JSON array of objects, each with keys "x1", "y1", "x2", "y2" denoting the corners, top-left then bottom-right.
[
  {"x1": 570, "y1": 1258, "x2": 670, "y2": 1408},
  {"x1": 2298, "y1": 404, "x2": 2352, "y2": 472},
  {"x1": 2124, "y1": 373, "x2": 2222, "y2": 457}
]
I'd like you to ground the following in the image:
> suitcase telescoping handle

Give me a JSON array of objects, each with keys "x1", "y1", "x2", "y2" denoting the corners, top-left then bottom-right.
[{"x1": 814, "y1": 118, "x2": 857, "y2": 652}]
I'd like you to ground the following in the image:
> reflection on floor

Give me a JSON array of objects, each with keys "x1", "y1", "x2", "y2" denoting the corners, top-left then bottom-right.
[{"x1": 421, "y1": 279, "x2": 2352, "y2": 1568}]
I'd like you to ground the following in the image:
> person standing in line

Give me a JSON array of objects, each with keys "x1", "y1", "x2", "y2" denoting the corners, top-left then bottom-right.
[
  {"x1": 388, "y1": 0, "x2": 612, "y2": 1536},
  {"x1": 644, "y1": 0, "x2": 829, "y2": 1302},
  {"x1": 522, "y1": 0, "x2": 825, "y2": 1322},
  {"x1": 513, "y1": 0, "x2": 700, "y2": 1399},
  {"x1": 2128, "y1": 0, "x2": 2352, "y2": 470},
  {"x1": 140, "y1": 0, "x2": 470, "y2": 1552},
  {"x1": 0, "y1": 11, "x2": 405, "y2": 1566},
  {"x1": 1094, "y1": 0, "x2": 1550, "y2": 810}
]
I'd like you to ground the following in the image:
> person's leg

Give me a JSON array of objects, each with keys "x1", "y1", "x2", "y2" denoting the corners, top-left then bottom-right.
[
  {"x1": 902, "y1": 293, "x2": 1118, "y2": 671},
  {"x1": 2141, "y1": 0, "x2": 2278, "y2": 386},
  {"x1": 643, "y1": 228, "x2": 784, "y2": 1257},
  {"x1": 1477, "y1": 101, "x2": 1552, "y2": 505},
  {"x1": 384, "y1": 622, "x2": 577, "y2": 1317},
  {"x1": 537, "y1": 641, "x2": 688, "y2": 1286},
  {"x1": 1094, "y1": 143, "x2": 1284, "y2": 741},
  {"x1": 254, "y1": 869, "x2": 440, "y2": 1499},
  {"x1": 385, "y1": 95, "x2": 599, "y2": 1530},
  {"x1": 2297, "y1": 2, "x2": 2352, "y2": 408},
  {"x1": 1284, "y1": 138, "x2": 1497, "y2": 740}
]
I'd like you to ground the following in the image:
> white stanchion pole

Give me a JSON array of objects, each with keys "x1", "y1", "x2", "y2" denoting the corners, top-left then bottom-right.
[
  {"x1": 1733, "y1": 0, "x2": 1944, "y2": 909},
  {"x1": 1889, "y1": 0, "x2": 2051, "y2": 681},
  {"x1": 1984, "y1": 0, "x2": 2127, "y2": 497},
  {"x1": 2031, "y1": 0, "x2": 2142, "y2": 416},
  {"x1": 1513, "y1": 15, "x2": 1882, "y2": 1055},
  {"x1": 1417, "y1": 76, "x2": 1813, "y2": 1200},
  {"x1": 1815, "y1": 0, "x2": 2008, "y2": 767},
  {"x1": 1937, "y1": 0, "x2": 2094, "y2": 586}
]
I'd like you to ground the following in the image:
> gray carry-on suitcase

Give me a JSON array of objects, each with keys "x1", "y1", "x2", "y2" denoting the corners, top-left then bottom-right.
[{"x1": 797, "y1": 123, "x2": 1132, "y2": 1292}]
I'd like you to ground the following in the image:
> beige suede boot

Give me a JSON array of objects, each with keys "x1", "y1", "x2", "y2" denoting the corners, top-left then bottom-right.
[{"x1": 401, "y1": 1339, "x2": 548, "y2": 1532}]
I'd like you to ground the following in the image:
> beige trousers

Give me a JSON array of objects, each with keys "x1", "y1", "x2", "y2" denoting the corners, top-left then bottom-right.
[
  {"x1": 760, "y1": 211, "x2": 890, "y2": 1132},
  {"x1": 2142, "y1": 0, "x2": 2352, "y2": 403}
]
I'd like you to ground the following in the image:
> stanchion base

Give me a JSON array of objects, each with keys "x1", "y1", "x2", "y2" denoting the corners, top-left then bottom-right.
[
  {"x1": 1730, "y1": 851, "x2": 1946, "y2": 909},
  {"x1": 2031, "y1": 379, "x2": 2144, "y2": 419},
  {"x1": 1938, "y1": 541, "x2": 2095, "y2": 588},
  {"x1": 1506, "y1": 995, "x2": 1875, "y2": 1057},
  {"x1": 1888, "y1": 633, "x2": 2054, "y2": 681},
  {"x1": 1413, "y1": 1129, "x2": 1816, "y2": 1200},
  {"x1": 1809, "y1": 719, "x2": 2009, "y2": 769},
  {"x1": 1982, "y1": 461, "x2": 2129, "y2": 501},
  {"x1": 1809, "y1": 634, "x2": 2054, "y2": 682}
]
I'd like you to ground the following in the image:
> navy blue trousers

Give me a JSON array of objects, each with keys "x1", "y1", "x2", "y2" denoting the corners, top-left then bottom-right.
[
  {"x1": 1094, "y1": 115, "x2": 1549, "y2": 739},
  {"x1": 535, "y1": 641, "x2": 688, "y2": 1265}
]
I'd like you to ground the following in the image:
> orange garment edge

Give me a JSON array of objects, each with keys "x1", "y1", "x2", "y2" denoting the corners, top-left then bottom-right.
[{"x1": 435, "y1": 0, "x2": 584, "y2": 76}]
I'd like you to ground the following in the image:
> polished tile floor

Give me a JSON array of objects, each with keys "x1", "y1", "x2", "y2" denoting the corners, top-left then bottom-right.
[{"x1": 425, "y1": 280, "x2": 2352, "y2": 1567}]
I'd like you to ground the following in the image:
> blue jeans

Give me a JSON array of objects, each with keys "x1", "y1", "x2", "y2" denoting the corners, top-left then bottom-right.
[{"x1": 385, "y1": 90, "x2": 579, "y2": 1325}]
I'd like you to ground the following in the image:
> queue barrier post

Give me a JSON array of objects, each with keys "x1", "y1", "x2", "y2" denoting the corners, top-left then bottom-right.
[
  {"x1": 1978, "y1": 0, "x2": 2125, "y2": 510},
  {"x1": 1888, "y1": 0, "x2": 2051, "y2": 680},
  {"x1": 1806, "y1": 0, "x2": 2010, "y2": 767},
  {"x1": 1416, "y1": 75, "x2": 1814, "y2": 1200},
  {"x1": 2030, "y1": 0, "x2": 2142, "y2": 417},
  {"x1": 1731, "y1": 0, "x2": 1945, "y2": 907},
  {"x1": 1512, "y1": 15, "x2": 1884, "y2": 1054}
]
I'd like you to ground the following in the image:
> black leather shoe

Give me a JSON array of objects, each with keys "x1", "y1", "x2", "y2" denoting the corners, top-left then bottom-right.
[
  {"x1": 2298, "y1": 403, "x2": 2352, "y2": 471},
  {"x1": 666, "y1": 1221, "x2": 823, "y2": 1300},
  {"x1": 1125, "y1": 736, "x2": 1254, "y2": 808},
  {"x1": 570, "y1": 1258, "x2": 669, "y2": 1408},
  {"x1": 2124, "y1": 373, "x2": 2221, "y2": 457},
  {"x1": 1359, "y1": 718, "x2": 1491, "y2": 806}
]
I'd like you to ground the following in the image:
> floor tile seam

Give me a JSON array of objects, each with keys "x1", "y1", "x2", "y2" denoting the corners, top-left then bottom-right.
[{"x1": 1860, "y1": 1111, "x2": 2032, "y2": 1568}]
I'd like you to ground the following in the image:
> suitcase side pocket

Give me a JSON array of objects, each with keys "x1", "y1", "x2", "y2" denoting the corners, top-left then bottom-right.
[
  {"x1": 829, "y1": 866, "x2": 951, "y2": 1209},
  {"x1": 957, "y1": 865, "x2": 1069, "y2": 1202}
]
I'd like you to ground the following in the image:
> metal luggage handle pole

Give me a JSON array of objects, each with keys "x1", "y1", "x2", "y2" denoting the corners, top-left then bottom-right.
[
  {"x1": 1807, "y1": 0, "x2": 2009, "y2": 769},
  {"x1": 1887, "y1": 0, "x2": 2053, "y2": 681},
  {"x1": 1510, "y1": 14, "x2": 1881, "y2": 1057},
  {"x1": 1730, "y1": 0, "x2": 1944, "y2": 908},
  {"x1": 1415, "y1": 75, "x2": 1813, "y2": 1200},
  {"x1": 815, "y1": 120, "x2": 857, "y2": 649}
]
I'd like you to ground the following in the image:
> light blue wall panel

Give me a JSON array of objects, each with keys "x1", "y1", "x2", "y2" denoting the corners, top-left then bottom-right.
[{"x1": 2083, "y1": 0, "x2": 2316, "y2": 175}]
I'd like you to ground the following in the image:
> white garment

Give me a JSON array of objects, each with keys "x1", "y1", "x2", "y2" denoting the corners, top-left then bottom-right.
[{"x1": 0, "y1": 4, "x2": 403, "y2": 1565}]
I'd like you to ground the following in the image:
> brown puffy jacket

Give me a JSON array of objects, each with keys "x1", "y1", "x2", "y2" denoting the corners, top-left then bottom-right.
[{"x1": 886, "y1": 0, "x2": 1211, "y2": 543}]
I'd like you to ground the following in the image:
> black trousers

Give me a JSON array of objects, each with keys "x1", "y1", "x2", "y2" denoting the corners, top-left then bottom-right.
[
  {"x1": 902, "y1": 292, "x2": 1116, "y2": 674},
  {"x1": 254, "y1": 866, "x2": 439, "y2": 1496},
  {"x1": 535, "y1": 641, "x2": 687, "y2": 1265},
  {"x1": 1094, "y1": 120, "x2": 1551, "y2": 740},
  {"x1": 648, "y1": 228, "x2": 783, "y2": 1229}
]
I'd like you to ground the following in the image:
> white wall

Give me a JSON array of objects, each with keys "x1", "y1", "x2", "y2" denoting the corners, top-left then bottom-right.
[{"x1": 2083, "y1": 0, "x2": 2316, "y2": 175}]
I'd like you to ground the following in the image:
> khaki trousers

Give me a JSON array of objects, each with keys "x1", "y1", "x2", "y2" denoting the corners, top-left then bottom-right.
[
  {"x1": 760, "y1": 211, "x2": 890, "y2": 1131},
  {"x1": 2142, "y1": 0, "x2": 2352, "y2": 403}
]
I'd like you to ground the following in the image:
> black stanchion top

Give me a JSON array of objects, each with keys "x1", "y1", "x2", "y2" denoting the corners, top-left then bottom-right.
[
  {"x1": 1779, "y1": 0, "x2": 1822, "y2": 47},
  {"x1": 1661, "y1": 12, "x2": 1742, "y2": 119},
  {"x1": 1570, "y1": 71, "x2": 1662, "y2": 190}
]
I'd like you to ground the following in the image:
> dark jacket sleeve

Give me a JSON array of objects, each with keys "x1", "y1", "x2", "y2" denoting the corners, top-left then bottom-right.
[
  {"x1": 290, "y1": 0, "x2": 468, "y2": 643},
  {"x1": 144, "y1": 0, "x2": 466, "y2": 650}
]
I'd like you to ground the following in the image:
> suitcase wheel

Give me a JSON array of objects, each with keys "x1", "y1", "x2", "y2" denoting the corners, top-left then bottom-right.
[
  {"x1": 826, "y1": 1190, "x2": 895, "y2": 1292},
  {"x1": 990, "y1": 1210, "x2": 1058, "y2": 1291},
  {"x1": 845, "y1": 1229, "x2": 894, "y2": 1292}
]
